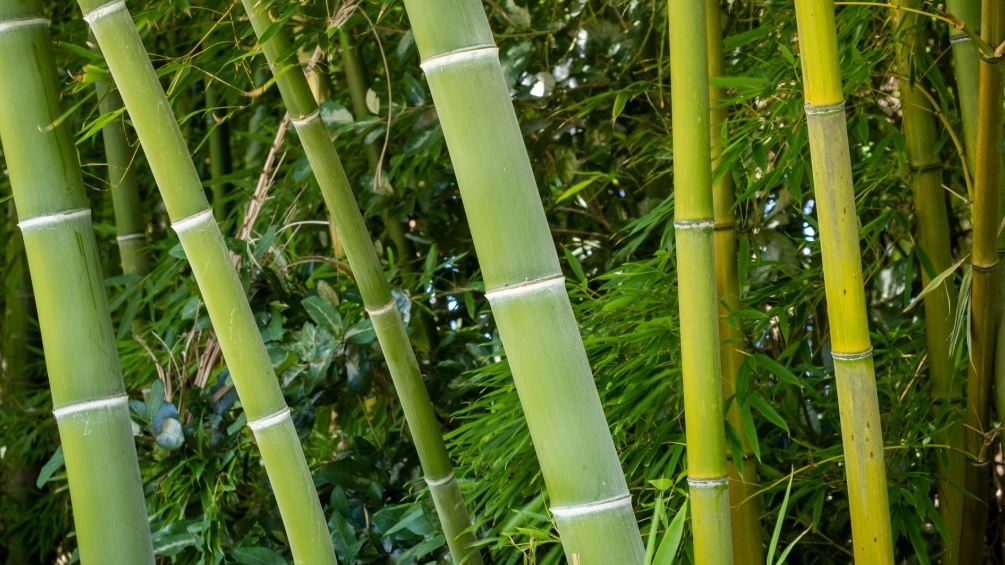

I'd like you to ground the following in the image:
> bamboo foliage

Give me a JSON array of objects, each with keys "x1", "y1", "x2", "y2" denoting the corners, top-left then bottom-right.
[
  {"x1": 706, "y1": 1, "x2": 764, "y2": 561},
  {"x1": 238, "y1": 4, "x2": 482, "y2": 562},
  {"x1": 399, "y1": 0, "x2": 645, "y2": 562},
  {"x1": 793, "y1": 0, "x2": 895, "y2": 562},
  {"x1": 0, "y1": 2, "x2": 154, "y2": 562},
  {"x1": 889, "y1": 2, "x2": 963, "y2": 562},
  {"x1": 76, "y1": 1, "x2": 336, "y2": 562}
]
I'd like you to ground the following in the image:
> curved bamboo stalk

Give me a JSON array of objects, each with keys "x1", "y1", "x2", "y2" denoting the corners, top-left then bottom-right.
[
  {"x1": 0, "y1": 3, "x2": 154, "y2": 562},
  {"x1": 707, "y1": 2, "x2": 764, "y2": 561},
  {"x1": 961, "y1": 4, "x2": 1004, "y2": 562},
  {"x1": 793, "y1": 1, "x2": 895, "y2": 562},
  {"x1": 401, "y1": 1, "x2": 645, "y2": 562},
  {"x1": 671, "y1": 1, "x2": 734, "y2": 563},
  {"x1": 889, "y1": 3, "x2": 964, "y2": 562},
  {"x1": 76, "y1": 2, "x2": 336, "y2": 562},
  {"x1": 238, "y1": 4, "x2": 482, "y2": 563}
]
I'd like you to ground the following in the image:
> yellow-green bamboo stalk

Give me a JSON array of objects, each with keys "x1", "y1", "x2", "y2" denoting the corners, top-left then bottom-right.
[
  {"x1": 401, "y1": 1, "x2": 645, "y2": 562},
  {"x1": 0, "y1": 3, "x2": 154, "y2": 562},
  {"x1": 239, "y1": 4, "x2": 481, "y2": 563},
  {"x1": 890, "y1": 3, "x2": 964, "y2": 562},
  {"x1": 960, "y1": 3, "x2": 1004, "y2": 562},
  {"x1": 946, "y1": 0, "x2": 981, "y2": 172},
  {"x1": 707, "y1": 2, "x2": 764, "y2": 561},
  {"x1": 671, "y1": 2, "x2": 734, "y2": 563},
  {"x1": 94, "y1": 80, "x2": 149, "y2": 280},
  {"x1": 794, "y1": 1, "x2": 895, "y2": 562},
  {"x1": 76, "y1": 2, "x2": 336, "y2": 562}
]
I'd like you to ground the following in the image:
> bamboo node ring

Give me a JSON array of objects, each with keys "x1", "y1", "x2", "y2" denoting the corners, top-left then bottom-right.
[
  {"x1": 82, "y1": 0, "x2": 126, "y2": 24},
  {"x1": 53, "y1": 394, "x2": 128, "y2": 420},
  {"x1": 485, "y1": 274, "x2": 565, "y2": 301},
  {"x1": 247, "y1": 407, "x2": 291, "y2": 432},
  {"x1": 908, "y1": 162, "x2": 942, "y2": 174},
  {"x1": 19, "y1": 208, "x2": 90, "y2": 232},
  {"x1": 804, "y1": 101, "x2": 846, "y2": 116},
  {"x1": 171, "y1": 209, "x2": 215, "y2": 233},
  {"x1": 831, "y1": 348, "x2": 873, "y2": 362},
  {"x1": 116, "y1": 233, "x2": 146, "y2": 242},
  {"x1": 365, "y1": 300, "x2": 396, "y2": 317},
  {"x1": 673, "y1": 219, "x2": 715, "y2": 230},
  {"x1": 425, "y1": 472, "x2": 455, "y2": 487},
  {"x1": 687, "y1": 477, "x2": 729, "y2": 488},
  {"x1": 420, "y1": 45, "x2": 498, "y2": 73},
  {"x1": 550, "y1": 493, "x2": 633, "y2": 518},
  {"x1": 0, "y1": 17, "x2": 49, "y2": 34},
  {"x1": 290, "y1": 108, "x2": 320, "y2": 127},
  {"x1": 949, "y1": 34, "x2": 972, "y2": 45}
]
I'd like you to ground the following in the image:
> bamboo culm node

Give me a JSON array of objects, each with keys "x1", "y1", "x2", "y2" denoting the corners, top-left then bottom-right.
[
  {"x1": 247, "y1": 408, "x2": 292, "y2": 432},
  {"x1": 52, "y1": 394, "x2": 129, "y2": 420}
]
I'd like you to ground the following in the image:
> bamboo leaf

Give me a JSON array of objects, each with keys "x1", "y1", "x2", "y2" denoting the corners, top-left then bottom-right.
[
  {"x1": 232, "y1": 546, "x2": 287, "y2": 565},
  {"x1": 35, "y1": 446, "x2": 64, "y2": 488},
  {"x1": 902, "y1": 255, "x2": 967, "y2": 313},
  {"x1": 651, "y1": 500, "x2": 687, "y2": 565},
  {"x1": 748, "y1": 393, "x2": 790, "y2": 434},
  {"x1": 767, "y1": 472, "x2": 795, "y2": 565},
  {"x1": 752, "y1": 354, "x2": 800, "y2": 386}
]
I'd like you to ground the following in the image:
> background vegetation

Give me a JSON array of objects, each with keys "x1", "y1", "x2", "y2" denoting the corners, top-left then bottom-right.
[{"x1": 0, "y1": 0, "x2": 992, "y2": 562}]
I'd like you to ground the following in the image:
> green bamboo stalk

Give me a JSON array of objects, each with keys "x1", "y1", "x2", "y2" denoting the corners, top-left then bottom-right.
[
  {"x1": 76, "y1": 2, "x2": 336, "y2": 563},
  {"x1": 205, "y1": 84, "x2": 233, "y2": 220},
  {"x1": 401, "y1": 2, "x2": 645, "y2": 562},
  {"x1": 671, "y1": 2, "x2": 734, "y2": 563},
  {"x1": 945, "y1": 0, "x2": 981, "y2": 173},
  {"x1": 961, "y1": 3, "x2": 1004, "y2": 562},
  {"x1": 793, "y1": 1, "x2": 895, "y2": 562},
  {"x1": 94, "y1": 80, "x2": 149, "y2": 281},
  {"x1": 0, "y1": 3, "x2": 154, "y2": 562},
  {"x1": 889, "y1": 3, "x2": 964, "y2": 563},
  {"x1": 239, "y1": 4, "x2": 481, "y2": 563},
  {"x1": 707, "y1": 2, "x2": 764, "y2": 562}
]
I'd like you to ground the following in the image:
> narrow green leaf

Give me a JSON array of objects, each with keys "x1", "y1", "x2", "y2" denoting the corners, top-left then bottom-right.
[
  {"x1": 36, "y1": 446, "x2": 64, "y2": 488},
  {"x1": 652, "y1": 500, "x2": 687, "y2": 565},
  {"x1": 747, "y1": 393, "x2": 790, "y2": 434}
]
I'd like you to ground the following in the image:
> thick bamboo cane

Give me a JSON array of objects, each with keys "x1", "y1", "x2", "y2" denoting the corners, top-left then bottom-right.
[
  {"x1": 945, "y1": 0, "x2": 981, "y2": 173},
  {"x1": 706, "y1": 2, "x2": 764, "y2": 562},
  {"x1": 400, "y1": 1, "x2": 645, "y2": 562},
  {"x1": 670, "y1": 1, "x2": 734, "y2": 563},
  {"x1": 793, "y1": 1, "x2": 895, "y2": 562},
  {"x1": 889, "y1": 3, "x2": 964, "y2": 562},
  {"x1": 76, "y1": 2, "x2": 336, "y2": 562},
  {"x1": 238, "y1": 4, "x2": 482, "y2": 563},
  {"x1": 0, "y1": 3, "x2": 154, "y2": 562},
  {"x1": 960, "y1": 3, "x2": 1004, "y2": 562}
]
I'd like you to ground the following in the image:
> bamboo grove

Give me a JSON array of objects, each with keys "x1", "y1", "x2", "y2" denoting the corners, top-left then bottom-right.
[{"x1": 3, "y1": 0, "x2": 1005, "y2": 563}]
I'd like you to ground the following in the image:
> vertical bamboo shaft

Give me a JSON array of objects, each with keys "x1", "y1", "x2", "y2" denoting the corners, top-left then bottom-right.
[
  {"x1": 671, "y1": 1, "x2": 734, "y2": 563},
  {"x1": 707, "y1": 2, "x2": 764, "y2": 561},
  {"x1": 76, "y1": 2, "x2": 336, "y2": 562},
  {"x1": 0, "y1": 3, "x2": 154, "y2": 562},
  {"x1": 206, "y1": 85, "x2": 233, "y2": 220},
  {"x1": 961, "y1": 3, "x2": 1004, "y2": 562},
  {"x1": 239, "y1": 4, "x2": 481, "y2": 562},
  {"x1": 401, "y1": 1, "x2": 645, "y2": 562},
  {"x1": 794, "y1": 1, "x2": 895, "y2": 562},
  {"x1": 890, "y1": 3, "x2": 964, "y2": 562},
  {"x1": 946, "y1": 0, "x2": 982, "y2": 173}
]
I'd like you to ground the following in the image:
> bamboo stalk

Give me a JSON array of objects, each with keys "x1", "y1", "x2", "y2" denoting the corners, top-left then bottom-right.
[
  {"x1": 239, "y1": 4, "x2": 481, "y2": 562},
  {"x1": 945, "y1": 0, "x2": 981, "y2": 173},
  {"x1": 400, "y1": 1, "x2": 645, "y2": 562},
  {"x1": 793, "y1": 1, "x2": 895, "y2": 562},
  {"x1": 671, "y1": 1, "x2": 734, "y2": 563},
  {"x1": 961, "y1": 3, "x2": 1004, "y2": 562},
  {"x1": 707, "y1": 2, "x2": 764, "y2": 561},
  {"x1": 205, "y1": 84, "x2": 233, "y2": 221},
  {"x1": 0, "y1": 3, "x2": 154, "y2": 562},
  {"x1": 889, "y1": 3, "x2": 964, "y2": 562},
  {"x1": 76, "y1": 2, "x2": 336, "y2": 562}
]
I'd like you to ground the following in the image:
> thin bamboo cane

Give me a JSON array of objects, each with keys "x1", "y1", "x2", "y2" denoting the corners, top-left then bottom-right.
[
  {"x1": 0, "y1": 3, "x2": 154, "y2": 562},
  {"x1": 76, "y1": 2, "x2": 336, "y2": 562},
  {"x1": 671, "y1": 1, "x2": 734, "y2": 563},
  {"x1": 889, "y1": 3, "x2": 964, "y2": 563},
  {"x1": 239, "y1": 4, "x2": 482, "y2": 562},
  {"x1": 707, "y1": 2, "x2": 764, "y2": 561},
  {"x1": 94, "y1": 81, "x2": 149, "y2": 281},
  {"x1": 960, "y1": 3, "x2": 1004, "y2": 562},
  {"x1": 793, "y1": 1, "x2": 895, "y2": 562},
  {"x1": 400, "y1": 1, "x2": 645, "y2": 562},
  {"x1": 205, "y1": 85, "x2": 233, "y2": 221}
]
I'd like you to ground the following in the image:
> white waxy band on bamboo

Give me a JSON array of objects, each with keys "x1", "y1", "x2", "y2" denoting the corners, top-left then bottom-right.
[
  {"x1": 19, "y1": 209, "x2": 90, "y2": 232},
  {"x1": 171, "y1": 209, "x2": 214, "y2": 233},
  {"x1": 0, "y1": 17, "x2": 49, "y2": 34},
  {"x1": 53, "y1": 394, "x2": 128, "y2": 420},
  {"x1": 247, "y1": 407, "x2": 291, "y2": 431},
  {"x1": 116, "y1": 233, "x2": 146, "y2": 242},
  {"x1": 687, "y1": 477, "x2": 729, "y2": 488},
  {"x1": 365, "y1": 300, "x2": 396, "y2": 317},
  {"x1": 950, "y1": 34, "x2": 973, "y2": 45},
  {"x1": 550, "y1": 493, "x2": 633, "y2": 518},
  {"x1": 425, "y1": 472, "x2": 455, "y2": 487},
  {"x1": 831, "y1": 348, "x2": 873, "y2": 362},
  {"x1": 420, "y1": 45, "x2": 498, "y2": 73},
  {"x1": 485, "y1": 274, "x2": 565, "y2": 302},
  {"x1": 804, "y1": 101, "x2": 846, "y2": 116},
  {"x1": 673, "y1": 219, "x2": 715, "y2": 229},
  {"x1": 291, "y1": 108, "x2": 320, "y2": 127},
  {"x1": 82, "y1": 0, "x2": 126, "y2": 24}
]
